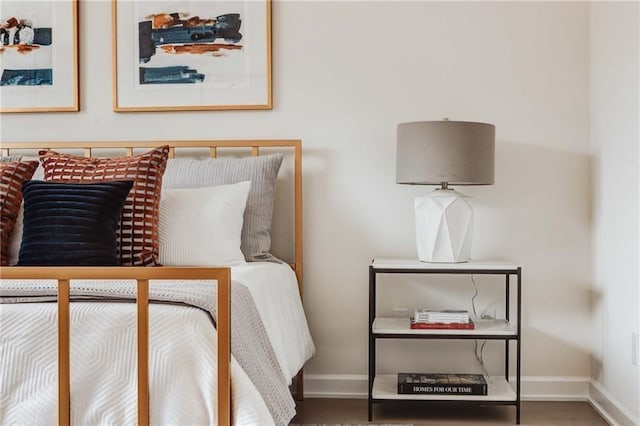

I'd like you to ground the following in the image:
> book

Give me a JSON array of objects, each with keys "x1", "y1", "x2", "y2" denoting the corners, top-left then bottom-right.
[
  {"x1": 397, "y1": 373, "x2": 487, "y2": 395},
  {"x1": 414, "y1": 309, "x2": 470, "y2": 324},
  {"x1": 410, "y1": 319, "x2": 475, "y2": 330}
]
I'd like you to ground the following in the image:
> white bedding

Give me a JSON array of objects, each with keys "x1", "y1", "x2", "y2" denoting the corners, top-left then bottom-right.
[
  {"x1": 0, "y1": 262, "x2": 314, "y2": 425},
  {"x1": 232, "y1": 263, "x2": 315, "y2": 382}
]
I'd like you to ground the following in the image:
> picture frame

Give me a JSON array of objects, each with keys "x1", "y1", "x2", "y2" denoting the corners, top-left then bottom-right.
[
  {"x1": 112, "y1": 0, "x2": 272, "y2": 112},
  {"x1": 0, "y1": 0, "x2": 79, "y2": 113}
]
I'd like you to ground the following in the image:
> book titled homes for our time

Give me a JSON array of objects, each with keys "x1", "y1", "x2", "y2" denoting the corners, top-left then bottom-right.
[{"x1": 397, "y1": 373, "x2": 487, "y2": 395}]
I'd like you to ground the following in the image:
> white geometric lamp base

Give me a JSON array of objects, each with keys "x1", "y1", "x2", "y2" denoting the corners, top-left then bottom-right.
[{"x1": 414, "y1": 190, "x2": 473, "y2": 263}]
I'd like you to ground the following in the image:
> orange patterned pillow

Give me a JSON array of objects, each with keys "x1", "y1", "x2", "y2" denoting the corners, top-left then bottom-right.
[
  {"x1": 39, "y1": 146, "x2": 170, "y2": 266},
  {"x1": 0, "y1": 161, "x2": 39, "y2": 266}
]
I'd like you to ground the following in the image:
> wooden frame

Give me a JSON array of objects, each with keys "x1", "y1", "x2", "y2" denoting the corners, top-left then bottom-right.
[
  {"x1": 0, "y1": 0, "x2": 79, "y2": 113},
  {"x1": 111, "y1": 0, "x2": 272, "y2": 112},
  {"x1": 0, "y1": 139, "x2": 303, "y2": 425},
  {"x1": 0, "y1": 267, "x2": 231, "y2": 426}
]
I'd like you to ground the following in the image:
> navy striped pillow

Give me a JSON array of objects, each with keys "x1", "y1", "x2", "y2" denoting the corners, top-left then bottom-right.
[{"x1": 17, "y1": 180, "x2": 133, "y2": 266}]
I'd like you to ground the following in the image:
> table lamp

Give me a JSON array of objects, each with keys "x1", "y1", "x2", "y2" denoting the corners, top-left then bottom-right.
[{"x1": 396, "y1": 120, "x2": 495, "y2": 263}]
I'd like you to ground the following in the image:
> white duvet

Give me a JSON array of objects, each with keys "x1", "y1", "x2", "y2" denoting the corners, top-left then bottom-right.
[{"x1": 0, "y1": 262, "x2": 315, "y2": 425}]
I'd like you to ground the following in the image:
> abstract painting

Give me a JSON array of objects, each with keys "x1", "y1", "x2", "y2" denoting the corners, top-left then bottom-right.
[
  {"x1": 0, "y1": 1, "x2": 78, "y2": 112},
  {"x1": 113, "y1": 0, "x2": 271, "y2": 111}
]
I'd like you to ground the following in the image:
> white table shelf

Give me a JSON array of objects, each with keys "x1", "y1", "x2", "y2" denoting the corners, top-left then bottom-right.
[
  {"x1": 373, "y1": 317, "x2": 516, "y2": 337},
  {"x1": 372, "y1": 374, "x2": 517, "y2": 402},
  {"x1": 372, "y1": 258, "x2": 520, "y2": 271}
]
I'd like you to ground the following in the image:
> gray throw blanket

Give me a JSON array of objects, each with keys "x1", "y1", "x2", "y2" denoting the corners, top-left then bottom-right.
[{"x1": 1, "y1": 279, "x2": 295, "y2": 425}]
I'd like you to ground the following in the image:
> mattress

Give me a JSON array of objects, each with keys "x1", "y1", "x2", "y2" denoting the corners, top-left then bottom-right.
[{"x1": 0, "y1": 262, "x2": 315, "y2": 425}]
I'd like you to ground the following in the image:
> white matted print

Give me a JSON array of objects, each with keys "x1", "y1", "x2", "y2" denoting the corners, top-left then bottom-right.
[
  {"x1": 0, "y1": 0, "x2": 78, "y2": 113},
  {"x1": 112, "y1": 0, "x2": 271, "y2": 112}
]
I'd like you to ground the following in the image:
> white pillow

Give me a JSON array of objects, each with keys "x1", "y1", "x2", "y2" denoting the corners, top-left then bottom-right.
[{"x1": 159, "y1": 181, "x2": 251, "y2": 266}]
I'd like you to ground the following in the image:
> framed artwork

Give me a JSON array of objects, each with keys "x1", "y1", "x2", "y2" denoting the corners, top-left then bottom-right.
[
  {"x1": 0, "y1": 0, "x2": 79, "y2": 113},
  {"x1": 112, "y1": 0, "x2": 272, "y2": 112}
]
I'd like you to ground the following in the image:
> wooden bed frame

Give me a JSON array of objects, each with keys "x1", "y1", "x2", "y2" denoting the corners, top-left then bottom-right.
[{"x1": 0, "y1": 139, "x2": 303, "y2": 426}]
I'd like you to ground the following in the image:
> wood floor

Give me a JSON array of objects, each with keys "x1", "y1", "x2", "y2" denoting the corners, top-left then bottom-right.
[{"x1": 291, "y1": 399, "x2": 609, "y2": 425}]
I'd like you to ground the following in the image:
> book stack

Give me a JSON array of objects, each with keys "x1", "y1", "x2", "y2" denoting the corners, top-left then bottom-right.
[
  {"x1": 397, "y1": 373, "x2": 487, "y2": 395},
  {"x1": 411, "y1": 309, "x2": 474, "y2": 329}
]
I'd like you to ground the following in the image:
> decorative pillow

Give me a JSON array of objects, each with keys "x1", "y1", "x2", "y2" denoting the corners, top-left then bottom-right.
[
  {"x1": 8, "y1": 205, "x2": 23, "y2": 266},
  {"x1": 159, "y1": 182, "x2": 251, "y2": 266},
  {"x1": 0, "y1": 156, "x2": 22, "y2": 162},
  {"x1": 162, "y1": 154, "x2": 284, "y2": 262},
  {"x1": 0, "y1": 161, "x2": 39, "y2": 265},
  {"x1": 8, "y1": 160, "x2": 43, "y2": 265},
  {"x1": 17, "y1": 180, "x2": 133, "y2": 266},
  {"x1": 39, "y1": 146, "x2": 170, "y2": 266}
]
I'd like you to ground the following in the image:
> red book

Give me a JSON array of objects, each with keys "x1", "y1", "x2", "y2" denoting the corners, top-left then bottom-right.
[{"x1": 410, "y1": 320, "x2": 475, "y2": 330}]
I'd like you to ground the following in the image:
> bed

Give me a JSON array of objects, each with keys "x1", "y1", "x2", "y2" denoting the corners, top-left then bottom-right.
[{"x1": 0, "y1": 140, "x2": 314, "y2": 425}]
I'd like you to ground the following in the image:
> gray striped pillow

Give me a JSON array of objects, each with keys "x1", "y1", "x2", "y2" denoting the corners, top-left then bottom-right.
[
  {"x1": 0, "y1": 156, "x2": 22, "y2": 162},
  {"x1": 162, "y1": 154, "x2": 284, "y2": 262}
]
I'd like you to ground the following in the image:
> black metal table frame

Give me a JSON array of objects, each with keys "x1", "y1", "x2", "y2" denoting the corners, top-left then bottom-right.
[{"x1": 368, "y1": 264, "x2": 522, "y2": 424}]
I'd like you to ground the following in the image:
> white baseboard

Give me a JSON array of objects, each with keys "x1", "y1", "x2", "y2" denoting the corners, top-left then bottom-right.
[
  {"x1": 303, "y1": 374, "x2": 639, "y2": 425},
  {"x1": 304, "y1": 374, "x2": 370, "y2": 398},
  {"x1": 588, "y1": 379, "x2": 639, "y2": 426}
]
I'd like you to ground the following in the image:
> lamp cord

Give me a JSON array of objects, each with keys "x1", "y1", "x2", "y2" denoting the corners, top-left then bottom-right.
[
  {"x1": 471, "y1": 275, "x2": 479, "y2": 318},
  {"x1": 474, "y1": 339, "x2": 489, "y2": 377},
  {"x1": 471, "y1": 275, "x2": 488, "y2": 377}
]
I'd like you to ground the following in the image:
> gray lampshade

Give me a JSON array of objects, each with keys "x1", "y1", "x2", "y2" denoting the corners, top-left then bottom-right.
[{"x1": 396, "y1": 121, "x2": 495, "y2": 185}]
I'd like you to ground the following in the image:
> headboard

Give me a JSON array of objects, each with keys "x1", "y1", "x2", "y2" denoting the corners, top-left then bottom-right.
[{"x1": 1, "y1": 139, "x2": 303, "y2": 293}]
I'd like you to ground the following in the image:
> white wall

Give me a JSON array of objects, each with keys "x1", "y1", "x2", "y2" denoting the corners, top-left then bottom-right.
[
  {"x1": 283, "y1": 1, "x2": 592, "y2": 384},
  {"x1": 590, "y1": 2, "x2": 640, "y2": 422},
  {"x1": 1, "y1": 0, "x2": 595, "y2": 397}
]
